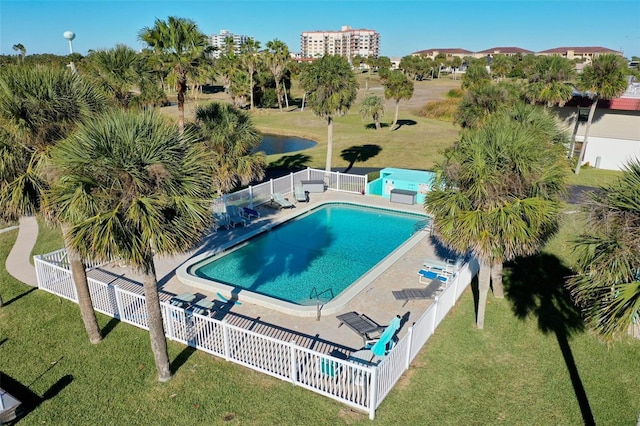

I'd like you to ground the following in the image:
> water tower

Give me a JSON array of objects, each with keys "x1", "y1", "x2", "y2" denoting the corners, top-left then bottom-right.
[{"x1": 63, "y1": 30, "x2": 75, "y2": 54}]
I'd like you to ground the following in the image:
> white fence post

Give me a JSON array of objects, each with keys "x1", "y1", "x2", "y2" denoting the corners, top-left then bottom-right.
[
  {"x1": 405, "y1": 326, "x2": 413, "y2": 369},
  {"x1": 336, "y1": 171, "x2": 340, "y2": 191},
  {"x1": 114, "y1": 286, "x2": 124, "y2": 319},
  {"x1": 289, "y1": 340, "x2": 297, "y2": 385},
  {"x1": 369, "y1": 367, "x2": 378, "y2": 420},
  {"x1": 306, "y1": 167, "x2": 311, "y2": 180},
  {"x1": 249, "y1": 185, "x2": 254, "y2": 208},
  {"x1": 270, "y1": 179, "x2": 274, "y2": 196},
  {"x1": 453, "y1": 275, "x2": 459, "y2": 305},
  {"x1": 223, "y1": 320, "x2": 231, "y2": 361},
  {"x1": 290, "y1": 172, "x2": 294, "y2": 194},
  {"x1": 432, "y1": 296, "x2": 439, "y2": 333}
]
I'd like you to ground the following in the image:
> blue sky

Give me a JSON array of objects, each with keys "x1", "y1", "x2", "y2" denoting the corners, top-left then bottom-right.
[{"x1": 2, "y1": 0, "x2": 639, "y2": 58}]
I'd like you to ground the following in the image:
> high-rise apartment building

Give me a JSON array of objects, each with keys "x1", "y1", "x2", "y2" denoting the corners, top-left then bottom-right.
[
  {"x1": 301, "y1": 26, "x2": 380, "y2": 60},
  {"x1": 209, "y1": 30, "x2": 251, "y2": 58}
]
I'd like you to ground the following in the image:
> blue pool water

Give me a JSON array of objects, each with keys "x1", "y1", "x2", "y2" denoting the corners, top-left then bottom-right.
[{"x1": 190, "y1": 203, "x2": 425, "y2": 305}]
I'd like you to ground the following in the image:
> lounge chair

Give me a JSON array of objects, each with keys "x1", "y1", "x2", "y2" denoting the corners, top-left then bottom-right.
[
  {"x1": 242, "y1": 207, "x2": 260, "y2": 220},
  {"x1": 294, "y1": 185, "x2": 308, "y2": 203},
  {"x1": 213, "y1": 212, "x2": 234, "y2": 230},
  {"x1": 422, "y1": 257, "x2": 462, "y2": 275},
  {"x1": 226, "y1": 205, "x2": 248, "y2": 227},
  {"x1": 170, "y1": 292, "x2": 196, "y2": 308},
  {"x1": 393, "y1": 277, "x2": 445, "y2": 306},
  {"x1": 271, "y1": 192, "x2": 295, "y2": 209},
  {"x1": 337, "y1": 311, "x2": 384, "y2": 344},
  {"x1": 367, "y1": 315, "x2": 402, "y2": 357},
  {"x1": 191, "y1": 299, "x2": 215, "y2": 316},
  {"x1": 418, "y1": 268, "x2": 449, "y2": 284}
]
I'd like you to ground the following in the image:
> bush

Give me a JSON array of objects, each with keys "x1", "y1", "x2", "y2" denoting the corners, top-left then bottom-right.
[
  {"x1": 446, "y1": 88, "x2": 464, "y2": 98},
  {"x1": 416, "y1": 98, "x2": 461, "y2": 122}
]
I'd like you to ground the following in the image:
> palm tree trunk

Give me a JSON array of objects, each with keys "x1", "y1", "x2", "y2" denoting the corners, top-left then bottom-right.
[
  {"x1": 574, "y1": 96, "x2": 598, "y2": 174},
  {"x1": 283, "y1": 81, "x2": 289, "y2": 109},
  {"x1": 141, "y1": 253, "x2": 172, "y2": 382},
  {"x1": 476, "y1": 259, "x2": 492, "y2": 329},
  {"x1": 491, "y1": 262, "x2": 504, "y2": 298},
  {"x1": 275, "y1": 77, "x2": 283, "y2": 111},
  {"x1": 325, "y1": 116, "x2": 333, "y2": 173},
  {"x1": 391, "y1": 100, "x2": 400, "y2": 131},
  {"x1": 177, "y1": 77, "x2": 186, "y2": 134},
  {"x1": 249, "y1": 68, "x2": 254, "y2": 110},
  {"x1": 375, "y1": 117, "x2": 381, "y2": 131},
  {"x1": 64, "y1": 232, "x2": 102, "y2": 344}
]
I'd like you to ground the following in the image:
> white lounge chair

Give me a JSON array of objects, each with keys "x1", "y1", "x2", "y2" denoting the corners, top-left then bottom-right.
[
  {"x1": 271, "y1": 192, "x2": 295, "y2": 209},
  {"x1": 294, "y1": 185, "x2": 308, "y2": 203},
  {"x1": 226, "y1": 205, "x2": 248, "y2": 227}
]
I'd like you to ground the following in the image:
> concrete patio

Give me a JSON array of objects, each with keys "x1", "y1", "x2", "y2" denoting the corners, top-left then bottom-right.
[{"x1": 86, "y1": 191, "x2": 459, "y2": 358}]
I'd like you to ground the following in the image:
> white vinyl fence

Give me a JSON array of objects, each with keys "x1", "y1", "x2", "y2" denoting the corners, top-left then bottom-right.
[
  {"x1": 35, "y1": 248, "x2": 478, "y2": 419},
  {"x1": 216, "y1": 167, "x2": 367, "y2": 210}
]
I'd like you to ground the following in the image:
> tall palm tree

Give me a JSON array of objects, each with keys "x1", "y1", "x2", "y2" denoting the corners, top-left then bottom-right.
[
  {"x1": 567, "y1": 158, "x2": 640, "y2": 339},
  {"x1": 264, "y1": 39, "x2": 290, "y2": 111},
  {"x1": 461, "y1": 61, "x2": 491, "y2": 90},
  {"x1": 359, "y1": 94, "x2": 385, "y2": 131},
  {"x1": 192, "y1": 102, "x2": 266, "y2": 193},
  {"x1": 455, "y1": 80, "x2": 521, "y2": 129},
  {"x1": 138, "y1": 16, "x2": 208, "y2": 132},
  {"x1": 85, "y1": 44, "x2": 150, "y2": 109},
  {"x1": 525, "y1": 55, "x2": 576, "y2": 107},
  {"x1": 425, "y1": 104, "x2": 569, "y2": 329},
  {"x1": 0, "y1": 66, "x2": 105, "y2": 343},
  {"x1": 239, "y1": 39, "x2": 261, "y2": 110},
  {"x1": 489, "y1": 55, "x2": 512, "y2": 81},
  {"x1": 574, "y1": 54, "x2": 628, "y2": 174},
  {"x1": 12, "y1": 43, "x2": 26, "y2": 62},
  {"x1": 299, "y1": 55, "x2": 358, "y2": 173},
  {"x1": 382, "y1": 70, "x2": 414, "y2": 131},
  {"x1": 46, "y1": 109, "x2": 214, "y2": 382}
]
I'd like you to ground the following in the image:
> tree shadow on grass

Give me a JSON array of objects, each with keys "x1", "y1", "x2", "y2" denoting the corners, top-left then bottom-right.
[
  {"x1": 2, "y1": 287, "x2": 37, "y2": 307},
  {"x1": 392, "y1": 119, "x2": 417, "y2": 131},
  {"x1": 504, "y1": 254, "x2": 595, "y2": 426},
  {"x1": 171, "y1": 346, "x2": 197, "y2": 374},
  {"x1": 0, "y1": 370, "x2": 73, "y2": 423},
  {"x1": 268, "y1": 153, "x2": 311, "y2": 170},
  {"x1": 340, "y1": 144, "x2": 382, "y2": 173}
]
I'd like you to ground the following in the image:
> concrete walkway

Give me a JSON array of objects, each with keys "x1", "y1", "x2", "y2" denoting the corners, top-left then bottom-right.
[{"x1": 5, "y1": 216, "x2": 39, "y2": 287}]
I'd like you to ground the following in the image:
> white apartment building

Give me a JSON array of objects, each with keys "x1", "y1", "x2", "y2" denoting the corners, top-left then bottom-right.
[
  {"x1": 209, "y1": 30, "x2": 251, "y2": 58},
  {"x1": 301, "y1": 26, "x2": 380, "y2": 60}
]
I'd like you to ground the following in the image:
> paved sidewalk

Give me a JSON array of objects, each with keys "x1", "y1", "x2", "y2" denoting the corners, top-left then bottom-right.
[{"x1": 5, "y1": 216, "x2": 39, "y2": 287}]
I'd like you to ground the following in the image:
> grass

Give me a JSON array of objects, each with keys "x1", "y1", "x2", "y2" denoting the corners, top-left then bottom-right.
[
  {"x1": 2, "y1": 219, "x2": 639, "y2": 424},
  {"x1": 2, "y1": 77, "x2": 637, "y2": 424}
]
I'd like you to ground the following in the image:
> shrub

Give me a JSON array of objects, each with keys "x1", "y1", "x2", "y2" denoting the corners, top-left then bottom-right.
[{"x1": 416, "y1": 98, "x2": 461, "y2": 122}]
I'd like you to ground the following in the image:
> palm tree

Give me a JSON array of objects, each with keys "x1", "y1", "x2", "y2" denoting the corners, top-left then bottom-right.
[
  {"x1": 192, "y1": 102, "x2": 266, "y2": 193},
  {"x1": 299, "y1": 55, "x2": 358, "y2": 173},
  {"x1": 567, "y1": 158, "x2": 640, "y2": 339},
  {"x1": 12, "y1": 43, "x2": 26, "y2": 62},
  {"x1": 46, "y1": 109, "x2": 214, "y2": 382},
  {"x1": 85, "y1": 44, "x2": 150, "y2": 109},
  {"x1": 0, "y1": 66, "x2": 105, "y2": 343},
  {"x1": 264, "y1": 39, "x2": 290, "y2": 111},
  {"x1": 451, "y1": 56, "x2": 463, "y2": 80},
  {"x1": 138, "y1": 16, "x2": 208, "y2": 132},
  {"x1": 240, "y1": 39, "x2": 262, "y2": 110},
  {"x1": 425, "y1": 104, "x2": 569, "y2": 329},
  {"x1": 461, "y1": 61, "x2": 491, "y2": 90},
  {"x1": 382, "y1": 70, "x2": 414, "y2": 131},
  {"x1": 359, "y1": 94, "x2": 385, "y2": 131},
  {"x1": 525, "y1": 55, "x2": 576, "y2": 107},
  {"x1": 574, "y1": 54, "x2": 628, "y2": 174},
  {"x1": 489, "y1": 55, "x2": 512, "y2": 81},
  {"x1": 455, "y1": 80, "x2": 521, "y2": 129}
]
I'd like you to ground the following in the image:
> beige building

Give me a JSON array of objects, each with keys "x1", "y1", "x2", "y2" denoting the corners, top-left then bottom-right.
[
  {"x1": 411, "y1": 48, "x2": 474, "y2": 59},
  {"x1": 300, "y1": 26, "x2": 380, "y2": 60},
  {"x1": 537, "y1": 46, "x2": 622, "y2": 63},
  {"x1": 473, "y1": 46, "x2": 534, "y2": 58}
]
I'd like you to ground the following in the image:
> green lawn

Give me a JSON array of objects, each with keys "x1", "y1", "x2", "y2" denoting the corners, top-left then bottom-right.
[{"x1": 2, "y1": 221, "x2": 639, "y2": 424}]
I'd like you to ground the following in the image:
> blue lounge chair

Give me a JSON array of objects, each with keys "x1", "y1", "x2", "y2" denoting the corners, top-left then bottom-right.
[
  {"x1": 242, "y1": 207, "x2": 260, "y2": 220},
  {"x1": 368, "y1": 315, "x2": 402, "y2": 357},
  {"x1": 271, "y1": 192, "x2": 295, "y2": 209},
  {"x1": 213, "y1": 212, "x2": 234, "y2": 230},
  {"x1": 418, "y1": 268, "x2": 449, "y2": 284},
  {"x1": 226, "y1": 205, "x2": 248, "y2": 227},
  {"x1": 191, "y1": 299, "x2": 215, "y2": 316}
]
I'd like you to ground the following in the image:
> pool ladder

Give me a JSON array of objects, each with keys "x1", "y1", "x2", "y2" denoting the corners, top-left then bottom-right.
[{"x1": 309, "y1": 287, "x2": 334, "y2": 321}]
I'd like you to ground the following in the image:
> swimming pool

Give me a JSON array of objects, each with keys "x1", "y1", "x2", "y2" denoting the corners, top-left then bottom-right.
[{"x1": 177, "y1": 202, "x2": 430, "y2": 316}]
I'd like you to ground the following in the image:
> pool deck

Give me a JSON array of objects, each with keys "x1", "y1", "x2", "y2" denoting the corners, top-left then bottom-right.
[{"x1": 95, "y1": 191, "x2": 459, "y2": 358}]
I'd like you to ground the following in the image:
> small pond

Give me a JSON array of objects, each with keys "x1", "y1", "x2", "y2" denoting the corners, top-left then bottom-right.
[{"x1": 253, "y1": 134, "x2": 317, "y2": 155}]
